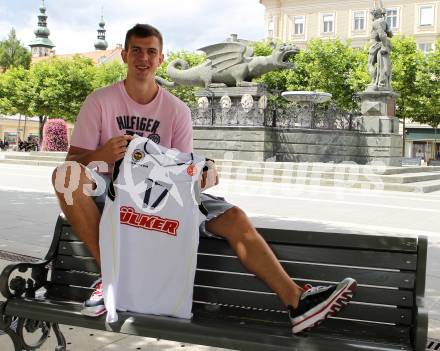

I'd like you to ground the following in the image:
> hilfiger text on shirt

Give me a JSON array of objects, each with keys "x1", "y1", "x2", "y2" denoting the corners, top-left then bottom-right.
[
  {"x1": 116, "y1": 116, "x2": 160, "y2": 134},
  {"x1": 120, "y1": 206, "x2": 179, "y2": 236}
]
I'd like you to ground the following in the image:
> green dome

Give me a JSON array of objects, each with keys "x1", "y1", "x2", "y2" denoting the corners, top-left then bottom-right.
[
  {"x1": 34, "y1": 26, "x2": 50, "y2": 37},
  {"x1": 94, "y1": 39, "x2": 108, "y2": 50},
  {"x1": 30, "y1": 0, "x2": 55, "y2": 51}
]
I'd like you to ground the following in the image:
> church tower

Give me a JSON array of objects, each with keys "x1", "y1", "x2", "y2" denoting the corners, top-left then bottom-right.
[
  {"x1": 29, "y1": 0, "x2": 55, "y2": 57},
  {"x1": 94, "y1": 9, "x2": 108, "y2": 51}
]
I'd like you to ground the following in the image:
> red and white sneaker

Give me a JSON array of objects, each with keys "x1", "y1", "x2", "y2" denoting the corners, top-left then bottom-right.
[
  {"x1": 80, "y1": 277, "x2": 106, "y2": 317},
  {"x1": 288, "y1": 277, "x2": 357, "y2": 334}
]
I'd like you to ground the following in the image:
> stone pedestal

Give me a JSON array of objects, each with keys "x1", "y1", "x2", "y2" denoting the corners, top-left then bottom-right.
[
  {"x1": 194, "y1": 86, "x2": 269, "y2": 126},
  {"x1": 358, "y1": 90, "x2": 400, "y2": 134}
]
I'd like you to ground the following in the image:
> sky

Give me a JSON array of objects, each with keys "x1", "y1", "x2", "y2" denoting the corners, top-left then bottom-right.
[{"x1": 0, "y1": 0, "x2": 266, "y2": 56}]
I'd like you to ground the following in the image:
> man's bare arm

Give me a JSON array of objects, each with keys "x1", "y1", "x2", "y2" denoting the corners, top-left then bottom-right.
[
  {"x1": 66, "y1": 146, "x2": 103, "y2": 165},
  {"x1": 66, "y1": 135, "x2": 134, "y2": 166}
]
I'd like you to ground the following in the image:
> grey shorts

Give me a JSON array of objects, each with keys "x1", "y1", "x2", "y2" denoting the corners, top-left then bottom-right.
[{"x1": 88, "y1": 170, "x2": 234, "y2": 238}]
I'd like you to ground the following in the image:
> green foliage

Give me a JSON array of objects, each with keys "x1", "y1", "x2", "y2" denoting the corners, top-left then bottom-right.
[
  {"x1": 0, "y1": 35, "x2": 438, "y2": 133},
  {"x1": 30, "y1": 55, "x2": 96, "y2": 122},
  {"x1": 256, "y1": 39, "x2": 368, "y2": 111},
  {"x1": 0, "y1": 29, "x2": 32, "y2": 70},
  {"x1": 157, "y1": 50, "x2": 206, "y2": 105},
  {"x1": 251, "y1": 41, "x2": 274, "y2": 57},
  {"x1": 413, "y1": 39, "x2": 440, "y2": 127},
  {"x1": 93, "y1": 61, "x2": 127, "y2": 89},
  {"x1": 390, "y1": 36, "x2": 424, "y2": 120},
  {"x1": 0, "y1": 66, "x2": 34, "y2": 116}
]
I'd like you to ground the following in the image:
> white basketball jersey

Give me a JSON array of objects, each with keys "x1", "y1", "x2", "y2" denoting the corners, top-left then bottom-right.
[{"x1": 99, "y1": 137, "x2": 206, "y2": 323}]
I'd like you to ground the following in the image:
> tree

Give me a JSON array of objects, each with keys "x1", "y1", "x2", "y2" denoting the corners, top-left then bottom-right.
[
  {"x1": 157, "y1": 50, "x2": 206, "y2": 106},
  {"x1": 93, "y1": 61, "x2": 127, "y2": 90},
  {"x1": 390, "y1": 36, "x2": 424, "y2": 120},
  {"x1": 30, "y1": 55, "x2": 96, "y2": 139},
  {"x1": 0, "y1": 66, "x2": 34, "y2": 117},
  {"x1": 0, "y1": 28, "x2": 32, "y2": 71},
  {"x1": 256, "y1": 39, "x2": 368, "y2": 111},
  {"x1": 413, "y1": 39, "x2": 440, "y2": 127}
]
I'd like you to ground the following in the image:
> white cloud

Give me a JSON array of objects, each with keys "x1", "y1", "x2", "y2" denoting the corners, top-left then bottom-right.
[{"x1": 2, "y1": 0, "x2": 265, "y2": 54}]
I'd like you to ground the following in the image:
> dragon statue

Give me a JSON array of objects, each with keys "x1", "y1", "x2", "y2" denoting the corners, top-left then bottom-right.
[{"x1": 156, "y1": 41, "x2": 299, "y2": 88}]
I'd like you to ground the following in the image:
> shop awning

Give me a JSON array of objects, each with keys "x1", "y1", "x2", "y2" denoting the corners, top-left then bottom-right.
[{"x1": 405, "y1": 128, "x2": 440, "y2": 141}]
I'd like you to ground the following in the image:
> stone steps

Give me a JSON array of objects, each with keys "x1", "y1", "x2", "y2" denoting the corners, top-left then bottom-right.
[
  {"x1": 0, "y1": 158, "x2": 61, "y2": 167},
  {"x1": 30, "y1": 151, "x2": 67, "y2": 157},
  {"x1": 216, "y1": 165, "x2": 440, "y2": 184},
  {"x1": 3, "y1": 154, "x2": 66, "y2": 162},
  {"x1": 217, "y1": 170, "x2": 440, "y2": 193},
  {"x1": 1, "y1": 153, "x2": 440, "y2": 193},
  {"x1": 213, "y1": 159, "x2": 440, "y2": 175}
]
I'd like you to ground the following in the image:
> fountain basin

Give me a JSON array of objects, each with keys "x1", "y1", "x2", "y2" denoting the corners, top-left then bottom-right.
[{"x1": 281, "y1": 91, "x2": 332, "y2": 104}]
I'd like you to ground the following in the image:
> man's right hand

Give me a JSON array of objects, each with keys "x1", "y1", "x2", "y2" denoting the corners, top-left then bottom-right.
[{"x1": 99, "y1": 135, "x2": 134, "y2": 163}]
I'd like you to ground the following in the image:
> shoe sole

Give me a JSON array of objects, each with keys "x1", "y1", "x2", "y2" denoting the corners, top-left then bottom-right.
[
  {"x1": 81, "y1": 305, "x2": 107, "y2": 317},
  {"x1": 291, "y1": 278, "x2": 357, "y2": 334}
]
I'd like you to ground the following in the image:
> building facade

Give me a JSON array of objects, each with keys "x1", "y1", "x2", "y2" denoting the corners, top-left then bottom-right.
[
  {"x1": 260, "y1": 0, "x2": 440, "y2": 161},
  {"x1": 404, "y1": 122, "x2": 440, "y2": 161},
  {"x1": 261, "y1": 0, "x2": 440, "y2": 52},
  {"x1": 0, "y1": 115, "x2": 74, "y2": 147}
]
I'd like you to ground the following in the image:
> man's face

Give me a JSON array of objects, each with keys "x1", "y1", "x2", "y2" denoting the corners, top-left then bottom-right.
[{"x1": 122, "y1": 35, "x2": 164, "y2": 81}]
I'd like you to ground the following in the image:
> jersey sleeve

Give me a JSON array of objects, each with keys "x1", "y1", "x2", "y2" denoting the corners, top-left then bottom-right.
[
  {"x1": 70, "y1": 94, "x2": 102, "y2": 150},
  {"x1": 171, "y1": 105, "x2": 193, "y2": 153}
]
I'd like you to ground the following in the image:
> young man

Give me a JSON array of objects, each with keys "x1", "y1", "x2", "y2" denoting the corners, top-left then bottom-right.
[{"x1": 52, "y1": 24, "x2": 356, "y2": 334}]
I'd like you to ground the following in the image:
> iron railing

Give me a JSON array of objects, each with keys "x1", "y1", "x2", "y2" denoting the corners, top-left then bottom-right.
[{"x1": 190, "y1": 103, "x2": 361, "y2": 131}]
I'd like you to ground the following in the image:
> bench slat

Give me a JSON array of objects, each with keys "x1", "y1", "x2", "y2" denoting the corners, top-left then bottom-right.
[
  {"x1": 58, "y1": 241, "x2": 93, "y2": 257},
  {"x1": 195, "y1": 271, "x2": 413, "y2": 307},
  {"x1": 44, "y1": 284, "x2": 412, "y2": 325},
  {"x1": 60, "y1": 225, "x2": 79, "y2": 241},
  {"x1": 197, "y1": 254, "x2": 415, "y2": 289},
  {"x1": 54, "y1": 255, "x2": 99, "y2": 273},
  {"x1": 57, "y1": 242, "x2": 416, "y2": 289},
  {"x1": 50, "y1": 269, "x2": 413, "y2": 308},
  {"x1": 58, "y1": 222, "x2": 418, "y2": 253},
  {"x1": 52, "y1": 271, "x2": 99, "y2": 287},
  {"x1": 199, "y1": 239, "x2": 417, "y2": 270},
  {"x1": 257, "y1": 228, "x2": 418, "y2": 252},
  {"x1": 46, "y1": 285, "x2": 92, "y2": 302},
  {"x1": 193, "y1": 303, "x2": 412, "y2": 345},
  {"x1": 193, "y1": 286, "x2": 413, "y2": 325}
]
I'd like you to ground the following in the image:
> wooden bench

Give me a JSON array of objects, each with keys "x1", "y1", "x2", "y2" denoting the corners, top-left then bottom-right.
[
  {"x1": 401, "y1": 157, "x2": 422, "y2": 166},
  {"x1": 0, "y1": 213, "x2": 428, "y2": 351},
  {"x1": 428, "y1": 160, "x2": 440, "y2": 166}
]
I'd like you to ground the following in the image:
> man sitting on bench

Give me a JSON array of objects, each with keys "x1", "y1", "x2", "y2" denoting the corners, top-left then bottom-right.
[{"x1": 51, "y1": 23, "x2": 357, "y2": 334}]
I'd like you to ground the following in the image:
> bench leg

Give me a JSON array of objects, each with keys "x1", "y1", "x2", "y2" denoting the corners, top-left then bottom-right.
[
  {"x1": 0, "y1": 314, "x2": 24, "y2": 350},
  {"x1": 1, "y1": 303, "x2": 66, "y2": 351},
  {"x1": 52, "y1": 323, "x2": 67, "y2": 351}
]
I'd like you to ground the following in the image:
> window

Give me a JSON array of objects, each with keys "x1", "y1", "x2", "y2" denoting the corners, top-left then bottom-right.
[
  {"x1": 419, "y1": 5, "x2": 434, "y2": 26},
  {"x1": 268, "y1": 18, "x2": 274, "y2": 38},
  {"x1": 293, "y1": 16, "x2": 305, "y2": 35},
  {"x1": 323, "y1": 14, "x2": 334, "y2": 33},
  {"x1": 353, "y1": 11, "x2": 366, "y2": 31},
  {"x1": 386, "y1": 8, "x2": 399, "y2": 29},
  {"x1": 418, "y1": 43, "x2": 433, "y2": 53}
]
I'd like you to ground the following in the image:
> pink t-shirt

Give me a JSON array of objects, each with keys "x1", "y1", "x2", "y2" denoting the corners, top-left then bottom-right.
[{"x1": 71, "y1": 80, "x2": 193, "y2": 153}]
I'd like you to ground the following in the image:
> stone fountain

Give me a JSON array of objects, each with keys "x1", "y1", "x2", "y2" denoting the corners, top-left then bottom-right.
[{"x1": 281, "y1": 91, "x2": 332, "y2": 127}]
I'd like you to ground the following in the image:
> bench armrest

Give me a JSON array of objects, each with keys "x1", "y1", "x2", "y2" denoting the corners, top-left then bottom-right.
[{"x1": 0, "y1": 260, "x2": 50, "y2": 299}]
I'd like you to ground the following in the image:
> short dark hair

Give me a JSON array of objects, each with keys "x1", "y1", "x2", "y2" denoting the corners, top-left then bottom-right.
[{"x1": 124, "y1": 24, "x2": 163, "y2": 51}]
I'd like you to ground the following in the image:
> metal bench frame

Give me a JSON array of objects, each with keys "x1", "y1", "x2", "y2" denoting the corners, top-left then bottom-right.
[{"x1": 0, "y1": 214, "x2": 428, "y2": 351}]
